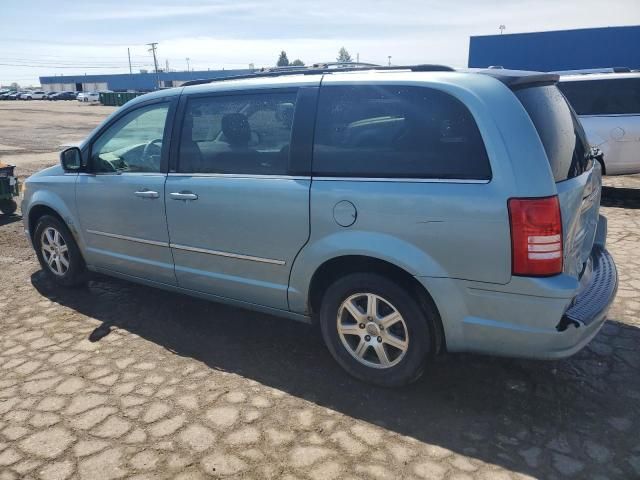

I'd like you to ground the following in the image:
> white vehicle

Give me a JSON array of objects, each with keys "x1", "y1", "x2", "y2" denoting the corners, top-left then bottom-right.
[
  {"x1": 21, "y1": 90, "x2": 47, "y2": 100},
  {"x1": 77, "y1": 91, "x2": 101, "y2": 103},
  {"x1": 559, "y1": 73, "x2": 640, "y2": 175}
]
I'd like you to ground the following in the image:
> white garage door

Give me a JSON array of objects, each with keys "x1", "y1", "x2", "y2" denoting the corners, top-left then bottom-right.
[{"x1": 82, "y1": 82, "x2": 108, "y2": 92}]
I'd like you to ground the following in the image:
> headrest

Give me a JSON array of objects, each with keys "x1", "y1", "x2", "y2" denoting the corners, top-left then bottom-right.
[
  {"x1": 221, "y1": 113, "x2": 251, "y2": 146},
  {"x1": 276, "y1": 103, "x2": 295, "y2": 127}
]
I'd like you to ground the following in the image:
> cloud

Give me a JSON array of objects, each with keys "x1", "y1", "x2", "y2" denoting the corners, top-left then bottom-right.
[{"x1": 1, "y1": 0, "x2": 639, "y2": 85}]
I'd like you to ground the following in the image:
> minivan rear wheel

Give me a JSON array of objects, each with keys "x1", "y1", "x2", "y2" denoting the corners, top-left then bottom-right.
[
  {"x1": 34, "y1": 215, "x2": 88, "y2": 287},
  {"x1": 319, "y1": 273, "x2": 433, "y2": 387}
]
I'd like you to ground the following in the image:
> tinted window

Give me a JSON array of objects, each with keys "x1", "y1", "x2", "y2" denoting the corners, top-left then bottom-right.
[
  {"x1": 558, "y1": 78, "x2": 640, "y2": 115},
  {"x1": 516, "y1": 85, "x2": 592, "y2": 182},
  {"x1": 91, "y1": 103, "x2": 169, "y2": 173},
  {"x1": 312, "y1": 85, "x2": 491, "y2": 179},
  {"x1": 178, "y1": 92, "x2": 297, "y2": 175}
]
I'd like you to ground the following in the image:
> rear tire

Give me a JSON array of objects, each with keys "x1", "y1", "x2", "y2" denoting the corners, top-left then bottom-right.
[
  {"x1": 319, "y1": 273, "x2": 434, "y2": 387},
  {"x1": 34, "y1": 215, "x2": 88, "y2": 287},
  {"x1": 0, "y1": 199, "x2": 17, "y2": 215}
]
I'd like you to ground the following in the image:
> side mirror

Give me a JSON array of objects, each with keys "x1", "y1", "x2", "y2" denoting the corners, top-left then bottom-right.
[{"x1": 60, "y1": 147, "x2": 83, "y2": 172}]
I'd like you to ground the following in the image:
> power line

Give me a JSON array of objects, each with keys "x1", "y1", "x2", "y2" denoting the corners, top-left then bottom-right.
[{"x1": 0, "y1": 63, "x2": 148, "y2": 69}]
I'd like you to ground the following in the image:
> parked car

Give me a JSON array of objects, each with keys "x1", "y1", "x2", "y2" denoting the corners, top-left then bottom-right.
[
  {"x1": 77, "y1": 91, "x2": 106, "y2": 103},
  {"x1": 21, "y1": 66, "x2": 617, "y2": 386},
  {"x1": 7, "y1": 91, "x2": 22, "y2": 100},
  {"x1": 52, "y1": 91, "x2": 78, "y2": 101},
  {"x1": 559, "y1": 72, "x2": 640, "y2": 175},
  {"x1": 0, "y1": 90, "x2": 16, "y2": 100},
  {"x1": 44, "y1": 91, "x2": 59, "y2": 100},
  {"x1": 21, "y1": 90, "x2": 47, "y2": 100}
]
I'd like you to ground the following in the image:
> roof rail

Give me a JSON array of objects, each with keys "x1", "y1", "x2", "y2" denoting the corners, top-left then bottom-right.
[{"x1": 180, "y1": 64, "x2": 454, "y2": 87}]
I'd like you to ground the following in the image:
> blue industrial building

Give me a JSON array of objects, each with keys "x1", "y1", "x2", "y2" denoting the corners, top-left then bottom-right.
[
  {"x1": 468, "y1": 25, "x2": 640, "y2": 72},
  {"x1": 39, "y1": 68, "x2": 254, "y2": 92}
]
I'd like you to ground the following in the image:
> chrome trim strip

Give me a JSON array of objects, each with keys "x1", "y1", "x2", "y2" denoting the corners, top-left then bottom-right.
[
  {"x1": 166, "y1": 173, "x2": 487, "y2": 183},
  {"x1": 86, "y1": 229, "x2": 168, "y2": 247},
  {"x1": 170, "y1": 243, "x2": 285, "y2": 265},
  {"x1": 78, "y1": 172, "x2": 166, "y2": 177},
  {"x1": 312, "y1": 177, "x2": 490, "y2": 184},
  {"x1": 167, "y1": 173, "x2": 309, "y2": 180}
]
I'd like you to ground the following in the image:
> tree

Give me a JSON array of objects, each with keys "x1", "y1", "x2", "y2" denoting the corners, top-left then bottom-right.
[
  {"x1": 277, "y1": 51, "x2": 289, "y2": 67},
  {"x1": 336, "y1": 47, "x2": 352, "y2": 63},
  {"x1": 291, "y1": 59, "x2": 305, "y2": 66}
]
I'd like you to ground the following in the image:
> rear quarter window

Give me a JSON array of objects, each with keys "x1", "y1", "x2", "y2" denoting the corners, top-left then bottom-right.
[
  {"x1": 312, "y1": 85, "x2": 491, "y2": 179},
  {"x1": 515, "y1": 85, "x2": 592, "y2": 182},
  {"x1": 558, "y1": 78, "x2": 640, "y2": 116}
]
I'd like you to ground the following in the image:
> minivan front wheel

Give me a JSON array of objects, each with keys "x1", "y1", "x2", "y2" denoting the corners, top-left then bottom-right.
[
  {"x1": 34, "y1": 215, "x2": 87, "y2": 287},
  {"x1": 320, "y1": 273, "x2": 433, "y2": 387}
]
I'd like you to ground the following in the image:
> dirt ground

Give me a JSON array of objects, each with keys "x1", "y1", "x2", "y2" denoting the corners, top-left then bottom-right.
[{"x1": 0, "y1": 100, "x2": 639, "y2": 479}]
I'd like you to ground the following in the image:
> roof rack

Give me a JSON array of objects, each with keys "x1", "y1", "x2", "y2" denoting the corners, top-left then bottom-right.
[{"x1": 180, "y1": 64, "x2": 454, "y2": 87}]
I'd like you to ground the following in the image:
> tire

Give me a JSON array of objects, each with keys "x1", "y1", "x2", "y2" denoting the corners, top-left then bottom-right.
[
  {"x1": 319, "y1": 273, "x2": 434, "y2": 387},
  {"x1": 33, "y1": 215, "x2": 88, "y2": 287},
  {"x1": 0, "y1": 199, "x2": 17, "y2": 215}
]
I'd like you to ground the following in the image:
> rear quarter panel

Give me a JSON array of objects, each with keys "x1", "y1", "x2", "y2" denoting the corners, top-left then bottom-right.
[
  {"x1": 288, "y1": 73, "x2": 558, "y2": 314},
  {"x1": 579, "y1": 114, "x2": 640, "y2": 174}
]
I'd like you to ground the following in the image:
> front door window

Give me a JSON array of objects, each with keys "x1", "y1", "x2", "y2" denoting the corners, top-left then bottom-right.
[{"x1": 91, "y1": 103, "x2": 169, "y2": 173}]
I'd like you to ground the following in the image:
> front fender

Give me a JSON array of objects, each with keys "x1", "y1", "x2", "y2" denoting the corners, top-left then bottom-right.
[
  {"x1": 24, "y1": 180, "x2": 84, "y2": 251},
  {"x1": 287, "y1": 230, "x2": 447, "y2": 314}
]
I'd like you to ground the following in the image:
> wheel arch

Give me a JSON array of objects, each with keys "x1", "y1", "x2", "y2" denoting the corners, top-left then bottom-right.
[
  {"x1": 307, "y1": 255, "x2": 445, "y2": 354},
  {"x1": 28, "y1": 204, "x2": 66, "y2": 242}
]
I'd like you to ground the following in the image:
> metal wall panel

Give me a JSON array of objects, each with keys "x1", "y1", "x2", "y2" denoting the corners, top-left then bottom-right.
[
  {"x1": 469, "y1": 25, "x2": 640, "y2": 71},
  {"x1": 39, "y1": 69, "x2": 254, "y2": 91}
]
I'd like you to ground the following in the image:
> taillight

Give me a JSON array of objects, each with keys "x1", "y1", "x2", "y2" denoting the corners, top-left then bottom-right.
[{"x1": 508, "y1": 196, "x2": 563, "y2": 276}]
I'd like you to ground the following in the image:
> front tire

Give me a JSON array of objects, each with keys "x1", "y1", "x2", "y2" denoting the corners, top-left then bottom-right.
[
  {"x1": 319, "y1": 273, "x2": 434, "y2": 387},
  {"x1": 34, "y1": 215, "x2": 87, "y2": 287},
  {"x1": 0, "y1": 199, "x2": 17, "y2": 215}
]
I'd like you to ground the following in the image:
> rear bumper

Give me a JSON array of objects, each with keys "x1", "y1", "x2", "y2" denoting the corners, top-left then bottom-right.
[{"x1": 417, "y1": 239, "x2": 617, "y2": 360}]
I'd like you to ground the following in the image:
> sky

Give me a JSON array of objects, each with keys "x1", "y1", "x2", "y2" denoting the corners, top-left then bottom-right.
[{"x1": 1, "y1": 0, "x2": 639, "y2": 86}]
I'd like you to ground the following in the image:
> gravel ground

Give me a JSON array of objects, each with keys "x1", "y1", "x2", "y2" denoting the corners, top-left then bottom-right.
[{"x1": 0, "y1": 101, "x2": 639, "y2": 479}]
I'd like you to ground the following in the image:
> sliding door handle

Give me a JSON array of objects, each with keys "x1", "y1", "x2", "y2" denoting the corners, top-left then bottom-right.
[
  {"x1": 169, "y1": 192, "x2": 198, "y2": 201},
  {"x1": 134, "y1": 190, "x2": 159, "y2": 199}
]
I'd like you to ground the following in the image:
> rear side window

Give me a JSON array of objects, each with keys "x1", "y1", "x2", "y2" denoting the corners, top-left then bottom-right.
[
  {"x1": 516, "y1": 85, "x2": 592, "y2": 182},
  {"x1": 558, "y1": 78, "x2": 640, "y2": 115},
  {"x1": 178, "y1": 92, "x2": 297, "y2": 175},
  {"x1": 312, "y1": 85, "x2": 491, "y2": 179}
]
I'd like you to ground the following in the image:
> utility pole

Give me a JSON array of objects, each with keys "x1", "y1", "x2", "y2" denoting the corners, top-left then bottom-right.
[
  {"x1": 165, "y1": 59, "x2": 169, "y2": 72},
  {"x1": 388, "y1": 55, "x2": 392, "y2": 66},
  {"x1": 186, "y1": 57, "x2": 190, "y2": 71},
  {"x1": 356, "y1": 53, "x2": 359, "y2": 63},
  {"x1": 147, "y1": 42, "x2": 160, "y2": 89},
  {"x1": 127, "y1": 48, "x2": 132, "y2": 74}
]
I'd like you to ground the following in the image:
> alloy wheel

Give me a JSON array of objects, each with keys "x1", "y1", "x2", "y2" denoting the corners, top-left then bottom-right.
[
  {"x1": 41, "y1": 227, "x2": 70, "y2": 276},
  {"x1": 336, "y1": 293, "x2": 409, "y2": 369}
]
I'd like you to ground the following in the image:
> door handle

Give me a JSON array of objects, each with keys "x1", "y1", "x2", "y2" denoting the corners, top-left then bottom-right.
[
  {"x1": 134, "y1": 190, "x2": 159, "y2": 199},
  {"x1": 169, "y1": 192, "x2": 198, "y2": 201}
]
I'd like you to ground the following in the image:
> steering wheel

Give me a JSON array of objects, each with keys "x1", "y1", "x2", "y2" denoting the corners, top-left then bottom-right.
[{"x1": 140, "y1": 138, "x2": 163, "y2": 170}]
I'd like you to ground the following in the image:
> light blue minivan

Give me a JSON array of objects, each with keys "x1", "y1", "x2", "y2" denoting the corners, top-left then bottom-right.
[{"x1": 22, "y1": 65, "x2": 618, "y2": 386}]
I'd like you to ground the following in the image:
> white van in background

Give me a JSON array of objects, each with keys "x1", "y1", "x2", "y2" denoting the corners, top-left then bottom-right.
[{"x1": 559, "y1": 73, "x2": 640, "y2": 175}]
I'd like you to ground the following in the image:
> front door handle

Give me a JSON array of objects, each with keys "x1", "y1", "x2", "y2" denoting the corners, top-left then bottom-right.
[
  {"x1": 169, "y1": 192, "x2": 198, "y2": 201},
  {"x1": 134, "y1": 190, "x2": 159, "y2": 199}
]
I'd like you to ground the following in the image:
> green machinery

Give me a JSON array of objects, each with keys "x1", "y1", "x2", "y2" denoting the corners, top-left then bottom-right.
[{"x1": 0, "y1": 164, "x2": 19, "y2": 215}]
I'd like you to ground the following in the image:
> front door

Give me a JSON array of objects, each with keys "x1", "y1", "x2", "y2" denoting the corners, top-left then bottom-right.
[
  {"x1": 76, "y1": 99, "x2": 177, "y2": 285},
  {"x1": 165, "y1": 89, "x2": 314, "y2": 310}
]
